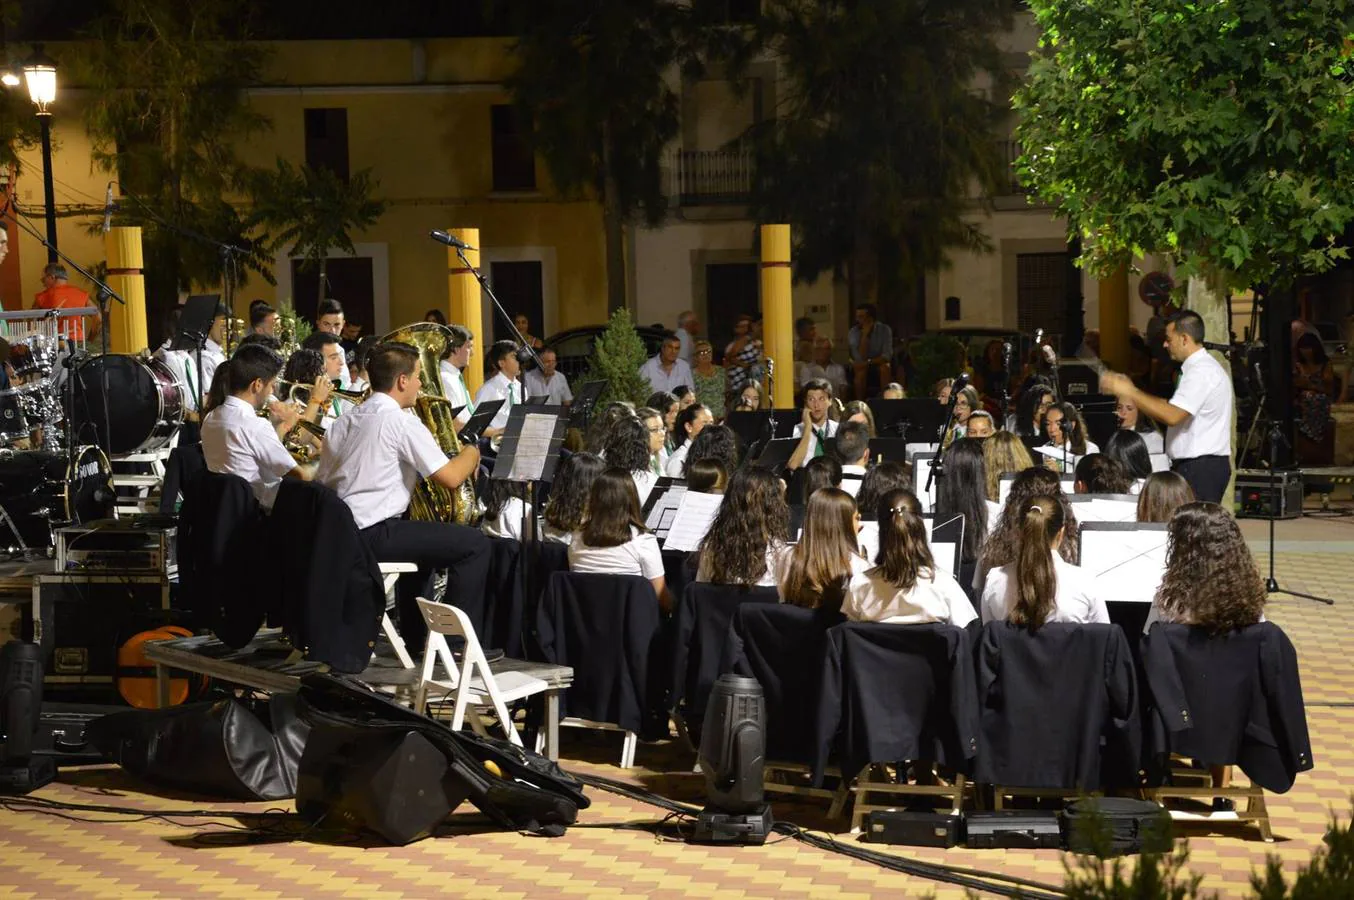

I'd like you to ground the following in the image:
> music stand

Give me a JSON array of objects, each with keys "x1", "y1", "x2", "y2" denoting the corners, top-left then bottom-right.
[
  {"x1": 867, "y1": 438, "x2": 910, "y2": 466},
  {"x1": 457, "y1": 399, "x2": 504, "y2": 443},
  {"x1": 725, "y1": 410, "x2": 799, "y2": 454},
  {"x1": 866, "y1": 399, "x2": 949, "y2": 442},
  {"x1": 750, "y1": 437, "x2": 800, "y2": 474},
  {"x1": 169, "y1": 294, "x2": 222, "y2": 415},
  {"x1": 566, "y1": 380, "x2": 607, "y2": 434}
]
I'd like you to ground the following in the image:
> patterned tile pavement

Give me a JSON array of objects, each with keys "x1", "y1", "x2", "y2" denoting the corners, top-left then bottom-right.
[{"x1": 1, "y1": 544, "x2": 1352, "y2": 898}]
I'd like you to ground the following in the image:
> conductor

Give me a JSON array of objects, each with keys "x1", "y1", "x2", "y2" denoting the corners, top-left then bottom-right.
[{"x1": 1099, "y1": 309, "x2": 1233, "y2": 503}]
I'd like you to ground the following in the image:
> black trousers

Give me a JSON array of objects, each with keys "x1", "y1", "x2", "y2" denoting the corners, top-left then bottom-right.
[
  {"x1": 1172, "y1": 455, "x2": 1232, "y2": 505},
  {"x1": 360, "y1": 518, "x2": 491, "y2": 650}
]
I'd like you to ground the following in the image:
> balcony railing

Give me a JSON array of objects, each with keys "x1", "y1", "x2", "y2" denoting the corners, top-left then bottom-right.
[
  {"x1": 997, "y1": 138, "x2": 1035, "y2": 197},
  {"x1": 665, "y1": 148, "x2": 755, "y2": 206}
]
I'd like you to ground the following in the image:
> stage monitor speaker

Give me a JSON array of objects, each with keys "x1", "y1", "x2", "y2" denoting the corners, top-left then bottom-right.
[{"x1": 296, "y1": 728, "x2": 463, "y2": 845}]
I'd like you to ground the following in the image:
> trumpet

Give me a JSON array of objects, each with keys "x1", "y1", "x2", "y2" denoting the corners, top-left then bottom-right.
[{"x1": 276, "y1": 379, "x2": 371, "y2": 406}]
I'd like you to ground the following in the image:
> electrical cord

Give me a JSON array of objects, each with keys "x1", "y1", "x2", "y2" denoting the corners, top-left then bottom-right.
[{"x1": 568, "y1": 771, "x2": 1068, "y2": 900}]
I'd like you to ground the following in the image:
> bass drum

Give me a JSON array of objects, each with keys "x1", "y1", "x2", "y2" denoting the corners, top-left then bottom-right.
[
  {"x1": 0, "y1": 446, "x2": 113, "y2": 552},
  {"x1": 72, "y1": 355, "x2": 184, "y2": 455}
]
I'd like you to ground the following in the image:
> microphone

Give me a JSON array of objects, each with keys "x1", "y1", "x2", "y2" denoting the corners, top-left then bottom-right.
[
  {"x1": 102, "y1": 182, "x2": 114, "y2": 233},
  {"x1": 1203, "y1": 341, "x2": 1233, "y2": 356},
  {"x1": 1041, "y1": 344, "x2": 1057, "y2": 365},
  {"x1": 1001, "y1": 341, "x2": 1012, "y2": 371},
  {"x1": 430, "y1": 230, "x2": 477, "y2": 251},
  {"x1": 1033, "y1": 327, "x2": 1044, "y2": 347},
  {"x1": 951, "y1": 371, "x2": 970, "y2": 394}
]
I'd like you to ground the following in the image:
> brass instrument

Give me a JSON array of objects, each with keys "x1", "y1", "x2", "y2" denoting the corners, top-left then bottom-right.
[
  {"x1": 224, "y1": 316, "x2": 246, "y2": 355},
  {"x1": 257, "y1": 407, "x2": 326, "y2": 463},
  {"x1": 381, "y1": 321, "x2": 480, "y2": 524},
  {"x1": 276, "y1": 379, "x2": 371, "y2": 406}
]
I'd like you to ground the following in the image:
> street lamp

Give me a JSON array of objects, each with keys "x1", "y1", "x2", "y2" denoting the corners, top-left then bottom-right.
[{"x1": 23, "y1": 46, "x2": 57, "y2": 263}]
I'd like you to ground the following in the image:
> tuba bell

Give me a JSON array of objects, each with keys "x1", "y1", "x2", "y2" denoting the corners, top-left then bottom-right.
[{"x1": 381, "y1": 321, "x2": 480, "y2": 525}]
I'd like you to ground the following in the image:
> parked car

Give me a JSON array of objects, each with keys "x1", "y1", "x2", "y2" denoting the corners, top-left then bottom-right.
[{"x1": 544, "y1": 324, "x2": 671, "y2": 383}]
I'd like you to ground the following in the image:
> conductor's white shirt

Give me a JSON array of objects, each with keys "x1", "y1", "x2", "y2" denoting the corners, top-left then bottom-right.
[
  {"x1": 1166, "y1": 347, "x2": 1233, "y2": 459},
  {"x1": 316, "y1": 392, "x2": 450, "y2": 530}
]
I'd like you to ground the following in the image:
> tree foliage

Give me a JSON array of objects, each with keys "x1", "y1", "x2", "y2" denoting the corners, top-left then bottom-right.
[
  {"x1": 247, "y1": 159, "x2": 388, "y2": 305},
  {"x1": 503, "y1": 0, "x2": 720, "y2": 313},
  {"x1": 70, "y1": 0, "x2": 273, "y2": 320},
  {"x1": 585, "y1": 307, "x2": 653, "y2": 407},
  {"x1": 1015, "y1": 0, "x2": 1354, "y2": 291},
  {"x1": 741, "y1": 0, "x2": 1013, "y2": 308}
]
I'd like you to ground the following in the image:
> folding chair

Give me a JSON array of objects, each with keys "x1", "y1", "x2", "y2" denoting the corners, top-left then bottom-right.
[
  {"x1": 414, "y1": 598, "x2": 549, "y2": 747},
  {"x1": 378, "y1": 562, "x2": 418, "y2": 669}
]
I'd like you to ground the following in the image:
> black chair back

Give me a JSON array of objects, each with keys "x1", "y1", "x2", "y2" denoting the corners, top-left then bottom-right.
[
  {"x1": 177, "y1": 470, "x2": 268, "y2": 647},
  {"x1": 670, "y1": 582, "x2": 778, "y2": 720}
]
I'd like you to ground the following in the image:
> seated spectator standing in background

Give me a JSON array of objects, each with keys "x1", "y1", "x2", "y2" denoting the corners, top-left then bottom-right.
[
  {"x1": 542, "y1": 452, "x2": 606, "y2": 545},
  {"x1": 846, "y1": 489, "x2": 976, "y2": 626},
  {"x1": 696, "y1": 467, "x2": 791, "y2": 587},
  {"x1": 798, "y1": 336, "x2": 850, "y2": 400},
  {"x1": 724, "y1": 313, "x2": 764, "y2": 396},
  {"x1": 1136, "y1": 471, "x2": 1195, "y2": 523},
  {"x1": 568, "y1": 467, "x2": 672, "y2": 611},
  {"x1": 981, "y1": 495, "x2": 1107, "y2": 626},
  {"x1": 524, "y1": 346, "x2": 572, "y2": 406},
  {"x1": 834, "y1": 420, "x2": 871, "y2": 498},
  {"x1": 780, "y1": 487, "x2": 867, "y2": 611},
  {"x1": 788, "y1": 378, "x2": 839, "y2": 470},
  {"x1": 640, "y1": 333, "x2": 694, "y2": 395},
  {"x1": 674, "y1": 310, "x2": 699, "y2": 363},
  {"x1": 690, "y1": 340, "x2": 726, "y2": 418},
  {"x1": 849, "y1": 304, "x2": 893, "y2": 400},
  {"x1": 1072, "y1": 454, "x2": 1133, "y2": 494},
  {"x1": 794, "y1": 316, "x2": 818, "y2": 364}
]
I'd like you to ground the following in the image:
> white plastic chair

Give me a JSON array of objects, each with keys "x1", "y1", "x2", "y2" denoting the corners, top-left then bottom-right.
[
  {"x1": 414, "y1": 597, "x2": 548, "y2": 747},
  {"x1": 378, "y1": 562, "x2": 418, "y2": 669}
]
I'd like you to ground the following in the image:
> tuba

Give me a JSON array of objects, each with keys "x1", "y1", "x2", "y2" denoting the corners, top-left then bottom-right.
[{"x1": 381, "y1": 321, "x2": 480, "y2": 524}]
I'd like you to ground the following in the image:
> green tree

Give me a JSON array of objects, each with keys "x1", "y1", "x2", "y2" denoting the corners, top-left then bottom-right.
[
  {"x1": 247, "y1": 159, "x2": 388, "y2": 306},
  {"x1": 70, "y1": 0, "x2": 273, "y2": 324},
  {"x1": 585, "y1": 307, "x2": 653, "y2": 407},
  {"x1": 504, "y1": 0, "x2": 717, "y2": 314},
  {"x1": 741, "y1": 0, "x2": 1013, "y2": 322}
]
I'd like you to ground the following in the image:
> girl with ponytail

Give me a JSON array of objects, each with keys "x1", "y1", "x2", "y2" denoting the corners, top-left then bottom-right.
[
  {"x1": 980, "y1": 495, "x2": 1107, "y2": 627},
  {"x1": 845, "y1": 489, "x2": 977, "y2": 625}
]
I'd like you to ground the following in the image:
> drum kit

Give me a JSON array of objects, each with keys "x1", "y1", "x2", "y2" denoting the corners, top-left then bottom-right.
[{"x1": 0, "y1": 309, "x2": 186, "y2": 558}]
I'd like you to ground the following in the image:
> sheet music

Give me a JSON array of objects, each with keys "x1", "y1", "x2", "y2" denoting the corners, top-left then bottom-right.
[
  {"x1": 1073, "y1": 497, "x2": 1139, "y2": 523},
  {"x1": 862, "y1": 519, "x2": 957, "y2": 579},
  {"x1": 508, "y1": 413, "x2": 557, "y2": 482},
  {"x1": 662, "y1": 491, "x2": 724, "y2": 552},
  {"x1": 931, "y1": 542, "x2": 958, "y2": 581},
  {"x1": 1150, "y1": 453, "x2": 1171, "y2": 473},
  {"x1": 858, "y1": 521, "x2": 879, "y2": 563},
  {"x1": 644, "y1": 484, "x2": 687, "y2": 536},
  {"x1": 914, "y1": 456, "x2": 937, "y2": 512},
  {"x1": 1081, "y1": 527, "x2": 1167, "y2": 604}
]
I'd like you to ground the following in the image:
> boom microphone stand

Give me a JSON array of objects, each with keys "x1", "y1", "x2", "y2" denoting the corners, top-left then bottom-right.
[
  {"x1": 1261, "y1": 421, "x2": 1333, "y2": 605},
  {"x1": 925, "y1": 373, "x2": 968, "y2": 495}
]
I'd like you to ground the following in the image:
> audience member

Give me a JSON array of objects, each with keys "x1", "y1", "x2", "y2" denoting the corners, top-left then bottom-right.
[
  {"x1": 981, "y1": 495, "x2": 1108, "y2": 626},
  {"x1": 690, "y1": 340, "x2": 726, "y2": 417},
  {"x1": 798, "y1": 336, "x2": 850, "y2": 399},
  {"x1": 849, "y1": 304, "x2": 893, "y2": 399},
  {"x1": 639, "y1": 333, "x2": 694, "y2": 395}
]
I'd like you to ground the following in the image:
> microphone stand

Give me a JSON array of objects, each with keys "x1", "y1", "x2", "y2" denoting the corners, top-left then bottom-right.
[
  {"x1": 452, "y1": 244, "x2": 546, "y2": 374},
  {"x1": 1257, "y1": 392, "x2": 1332, "y2": 604},
  {"x1": 926, "y1": 384, "x2": 964, "y2": 495}
]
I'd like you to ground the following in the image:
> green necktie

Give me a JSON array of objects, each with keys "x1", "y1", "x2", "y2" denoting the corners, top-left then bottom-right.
[
  {"x1": 458, "y1": 370, "x2": 475, "y2": 413},
  {"x1": 812, "y1": 427, "x2": 826, "y2": 458}
]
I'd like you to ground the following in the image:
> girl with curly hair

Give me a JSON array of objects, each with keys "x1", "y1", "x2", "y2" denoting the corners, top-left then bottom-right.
[
  {"x1": 1153, "y1": 502, "x2": 1266, "y2": 634},
  {"x1": 780, "y1": 487, "x2": 867, "y2": 611},
  {"x1": 542, "y1": 452, "x2": 606, "y2": 545},
  {"x1": 978, "y1": 466, "x2": 1079, "y2": 593},
  {"x1": 603, "y1": 415, "x2": 659, "y2": 503},
  {"x1": 696, "y1": 467, "x2": 791, "y2": 587},
  {"x1": 981, "y1": 495, "x2": 1107, "y2": 627},
  {"x1": 846, "y1": 489, "x2": 976, "y2": 626}
]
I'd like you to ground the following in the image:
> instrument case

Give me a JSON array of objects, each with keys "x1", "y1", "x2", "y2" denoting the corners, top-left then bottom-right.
[
  {"x1": 861, "y1": 810, "x2": 962, "y2": 848},
  {"x1": 964, "y1": 810, "x2": 1063, "y2": 849}
]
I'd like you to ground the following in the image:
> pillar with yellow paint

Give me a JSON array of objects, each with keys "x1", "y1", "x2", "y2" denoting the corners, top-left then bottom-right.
[
  {"x1": 103, "y1": 226, "x2": 148, "y2": 354},
  {"x1": 1098, "y1": 263, "x2": 1129, "y2": 372},
  {"x1": 446, "y1": 227, "x2": 484, "y2": 396},
  {"x1": 759, "y1": 224, "x2": 794, "y2": 409}
]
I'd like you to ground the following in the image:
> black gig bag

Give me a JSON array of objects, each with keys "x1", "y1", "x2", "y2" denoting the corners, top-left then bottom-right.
[{"x1": 1064, "y1": 797, "x2": 1173, "y2": 855}]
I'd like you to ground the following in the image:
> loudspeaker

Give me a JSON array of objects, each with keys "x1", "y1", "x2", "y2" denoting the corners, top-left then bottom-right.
[
  {"x1": 296, "y1": 727, "x2": 464, "y2": 845},
  {"x1": 1, "y1": 641, "x2": 56, "y2": 794}
]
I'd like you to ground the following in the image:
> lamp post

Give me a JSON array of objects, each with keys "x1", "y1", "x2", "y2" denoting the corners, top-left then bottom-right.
[{"x1": 23, "y1": 47, "x2": 57, "y2": 264}]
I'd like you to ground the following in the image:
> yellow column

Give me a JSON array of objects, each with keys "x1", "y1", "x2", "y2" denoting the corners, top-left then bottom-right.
[
  {"x1": 447, "y1": 227, "x2": 484, "y2": 396},
  {"x1": 1098, "y1": 262, "x2": 1129, "y2": 372},
  {"x1": 760, "y1": 224, "x2": 794, "y2": 409},
  {"x1": 103, "y1": 226, "x2": 147, "y2": 354}
]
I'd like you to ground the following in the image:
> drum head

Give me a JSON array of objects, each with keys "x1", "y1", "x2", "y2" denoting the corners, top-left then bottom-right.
[
  {"x1": 67, "y1": 446, "x2": 113, "y2": 525},
  {"x1": 0, "y1": 388, "x2": 28, "y2": 439},
  {"x1": 73, "y1": 356, "x2": 160, "y2": 455}
]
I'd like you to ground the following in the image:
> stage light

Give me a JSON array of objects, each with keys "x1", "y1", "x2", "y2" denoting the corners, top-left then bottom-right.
[
  {"x1": 1, "y1": 72, "x2": 19, "y2": 88},
  {"x1": 692, "y1": 674, "x2": 771, "y2": 844}
]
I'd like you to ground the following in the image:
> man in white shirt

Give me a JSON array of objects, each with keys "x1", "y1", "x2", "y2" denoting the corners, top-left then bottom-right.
[
  {"x1": 523, "y1": 347, "x2": 572, "y2": 406},
  {"x1": 1100, "y1": 309, "x2": 1233, "y2": 503},
  {"x1": 316, "y1": 342, "x2": 486, "y2": 647},
  {"x1": 833, "y1": 419, "x2": 870, "y2": 498},
  {"x1": 797, "y1": 337, "x2": 850, "y2": 400},
  {"x1": 301, "y1": 331, "x2": 352, "y2": 428},
  {"x1": 156, "y1": 305, "x2": 227, "y2": 420},
  {"x1": 674, "y1": 311, "x2": 699, "y2": 364},
  {"x1": 314, "y1": 298, "x2": 357, "y2": 391},
  {"x1": 474, "y1": 340, "x2": 525, "y2": 437},
  {"x1": 788, "y1": 378, "x2": 839, "y2": 470},
  {"x1": 638, "y1": 334, "x2": 693, "y2": 395},
  {"x1": 201, "y1": 344, "x2": 308, "y2": 508},
  {"x1": 438, "y1": 325, "x2": 476, "y2": 428}
]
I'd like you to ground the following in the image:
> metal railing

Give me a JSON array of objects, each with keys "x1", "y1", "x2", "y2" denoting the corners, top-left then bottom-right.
[
  {"x1": 665, "y1": 148, "x2": 755, "y2": 206},
  {"x1": 996, "y1": 139, "x2": 1030, "y2": 196}
]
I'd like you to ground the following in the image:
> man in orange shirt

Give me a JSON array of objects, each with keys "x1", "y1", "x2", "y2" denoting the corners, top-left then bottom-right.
[{"x1": 34, "y1": 264, "x2": 93, "y2": 343}]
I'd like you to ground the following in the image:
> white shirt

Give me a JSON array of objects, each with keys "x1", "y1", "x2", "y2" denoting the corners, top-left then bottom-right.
[
  {"x1": 474, "y1": 371, "x2": 523, "y2": 432},
  {"x1": 840, "y1": 464, "x2": 867, "y2": 498},
  {"x1": 792, "y1": 418, "x2": 840, "y2": 459},
  {"x1": 845, "y1": 567, "x2": 978, "y2": 627},
  {"x1": 439, "y1": 360, "x2": 473, "y2": 427},
  {"x1": 523, "y1": 369, "x2": 573, "y2": 405},
  {"x1": 798, "y1": 361, "x2": 849, "y2": 396},
  {"x1": 483, "y1": 497, "x2": 531, "y2": 541},
  {"x1": 157, "y1": 339, "x2": 225, "y2": 412},
  {"x1": 675, "y1": 327, "x2": 694, "y2": 364},
  {"x1": 777, "y1": 553, "x2": 871, "y2": 602},
  {"x1": 631, "y1": 469, "x2": 659, "y2": 505},
  {"x1": 200, "y1": 396, "x2": 297, "y2": 508},
  {"x1": 664, "y1": 442, "x2": 692, "y2": 478},
  {"x1": 980, "y1": 555, "x2": 1109, "y2": 625},
  {"x1": 638, "y1": 356, "x2": 694, "y2": 395},
  {"x1": 1166, "y1": 347, "x2": 1233, "y2": 459},
  {"x1": 568, "y1": 525, "x2": 665, "y2": 580},
  {"x1": 315, "y1": 392, "x2": 450, "y2": 530},
  {"x1": 542, "y1": 523, "x2": 574, "y2": 546},
  {"x1": 697, "y1": 541, "x2": 791, "y2": 588},
  {"x1": 1137, "y1": 430, "x2": 1165, "y2": 454}
]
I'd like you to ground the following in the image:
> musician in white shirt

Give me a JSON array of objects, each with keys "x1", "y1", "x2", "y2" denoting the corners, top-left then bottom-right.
[
  {"x1": 438, "y1": 325, "x2": 475, "y2": 428},
  {"x1": 834, "y1": 419, "x2": 871, "y2": 498},
  {"x1": 157, "y1": 306, "x2": 228, "y2": 418},
  {"x1": 200, "y1": 344, "x2": 308, "y2": 508},
  {"x1": 301, "y1": 331, "x2": 351, "y2": 428},
  {"x1": 980, "y1": 495, "x2": 1108, "y2": 626},
  {"x1": 788, "y1": 378, "x2": 839, "y2": 470},
  {"x1": 474, "y1": 340, "x2": 524, "y2": 437},
  {"x1": 316, "y1": 342, "x2": 486, "y2": 647},
  {"x1": 523, "y1": 347, "x2": 572, "y2": 406}
]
